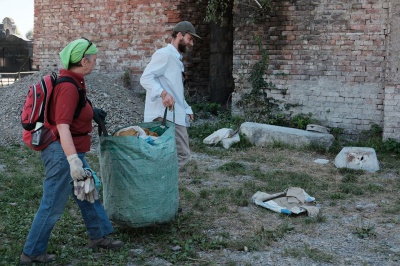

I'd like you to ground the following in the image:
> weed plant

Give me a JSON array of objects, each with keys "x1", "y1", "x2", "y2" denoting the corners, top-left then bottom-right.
[{"x1": 354, "y1": 218, "x2": 376, "y2": 239}]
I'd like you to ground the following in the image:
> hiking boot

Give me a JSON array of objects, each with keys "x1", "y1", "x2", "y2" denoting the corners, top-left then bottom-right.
[
  {"x1": 88, "y1": 237, "x2": 124, "y2": 249},
  {"x1": 20, "y1": 252, "x2": 56, "y2": 264}
]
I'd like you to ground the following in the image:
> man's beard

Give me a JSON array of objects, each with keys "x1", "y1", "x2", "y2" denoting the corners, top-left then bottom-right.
[
  {"x1": 178, "y1": 40, "x2": 191, "y2": 53},
  {"x1": 178, "y1": 42, "x2": 189, "y2": 53}
]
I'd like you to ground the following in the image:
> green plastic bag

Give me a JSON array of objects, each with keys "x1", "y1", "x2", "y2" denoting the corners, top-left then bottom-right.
[{"x1": 99, "y1": 119, "x2": 178, "y2": 228}]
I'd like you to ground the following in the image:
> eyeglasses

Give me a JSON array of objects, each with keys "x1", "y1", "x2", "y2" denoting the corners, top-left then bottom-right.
[{"x1": 81, "y1": 37, "x2": 93, "y2": 60}]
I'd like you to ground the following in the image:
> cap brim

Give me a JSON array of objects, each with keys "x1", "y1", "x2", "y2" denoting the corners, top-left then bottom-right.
[{"x1": 188, "y1": 32, "x2": 201, "y2": 39}]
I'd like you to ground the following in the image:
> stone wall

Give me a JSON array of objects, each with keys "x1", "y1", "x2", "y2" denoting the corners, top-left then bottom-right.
[
  {"x1": 383, "y1": 1, "x2": 400, "y2": 140},
  {"x1": 232, "y1": 0, "x2": 391, "y2": 138},
  {"x1": 33, "y1": 0, "x2": 209, "y2": 98},
  {"x1": 33, "y1": 0, "x2": 400, "y2": 140}
]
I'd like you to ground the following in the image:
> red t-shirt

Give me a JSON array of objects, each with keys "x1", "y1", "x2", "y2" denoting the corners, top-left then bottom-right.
[{"x1": 47, "y1": 70, "x2": 93, "y2": 152}]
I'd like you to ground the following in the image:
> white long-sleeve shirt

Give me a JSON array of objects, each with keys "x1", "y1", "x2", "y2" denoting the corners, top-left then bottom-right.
[{"x1": 140, "y1": 44, "x2": 193, "y2": 127}]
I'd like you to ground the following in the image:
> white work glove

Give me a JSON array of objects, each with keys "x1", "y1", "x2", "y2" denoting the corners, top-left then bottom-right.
[
  {"x1": 83, "y1": 169, "x2": 99, "y2": 203},
  {"x1": 67, "y1": 154, "x2": 86, "y2": 181},
  {"x1": 72, "y1": 169, "x2": 99, "y2": 203},
  {"x1": 74, "y1": 180, "x2": 86, "y2": 201}
]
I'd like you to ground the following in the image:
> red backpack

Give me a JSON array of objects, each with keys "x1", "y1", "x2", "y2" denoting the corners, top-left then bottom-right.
[{"x1": 21, "y1": 72, "x2": 86, "y2": 151}]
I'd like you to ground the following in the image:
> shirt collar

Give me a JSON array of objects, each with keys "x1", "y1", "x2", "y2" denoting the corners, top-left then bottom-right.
[
  {"x1": 59, "y1": 69, "x2": 86, "y2": 88},
  {"x1": 167, "y1": 44, "x2": 183, "y2": 61}
]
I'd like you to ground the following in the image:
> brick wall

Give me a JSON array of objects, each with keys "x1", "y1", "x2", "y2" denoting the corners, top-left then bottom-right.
[
  {"x1": 33, "y1": 0, "x2": 208, "y2": 98},
  {"x1": 383, "y1": 1, "x2": 400, "y2": 140},
  {"x1": 232, "y1": 0, "x2": 391, "y2": 138},
  {"x1": 34, "y1": 0, "x2": 400, "y2": 140}
]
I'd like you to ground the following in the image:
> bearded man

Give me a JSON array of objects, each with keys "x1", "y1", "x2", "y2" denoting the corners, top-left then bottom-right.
[{"x1": 140, "y1": 21, "x2": 201, "y2": 168}]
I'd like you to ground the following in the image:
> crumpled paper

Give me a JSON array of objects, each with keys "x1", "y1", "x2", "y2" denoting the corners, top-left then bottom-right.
[{"x1": 252, "y1": 187, "x2": 319, "y2": 217}]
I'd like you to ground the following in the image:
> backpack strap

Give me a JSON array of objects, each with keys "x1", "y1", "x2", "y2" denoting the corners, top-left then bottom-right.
[
  {"x1": 55, "y1": 76, "x2": 87, "y2": 119},
  {"x1": 97, "y1": 119, "x2": 109, "y2": 137}
]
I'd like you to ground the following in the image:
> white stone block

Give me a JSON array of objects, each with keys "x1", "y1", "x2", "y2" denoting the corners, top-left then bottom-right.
[
  {"x1": 240, "y1": 122, "x2": 334, "y2": 149},
  {"x1": 334, "y1": 147, "x2": 379, "y2": 173}
]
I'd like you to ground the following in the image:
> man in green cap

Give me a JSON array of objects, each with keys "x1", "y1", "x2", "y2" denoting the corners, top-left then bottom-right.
[
  {"x1": 140, "y1": 21, "x2": 201, "y2": 168},
  {"x1": 20, "y1": 38, "x2": 123, "y2": 264}
]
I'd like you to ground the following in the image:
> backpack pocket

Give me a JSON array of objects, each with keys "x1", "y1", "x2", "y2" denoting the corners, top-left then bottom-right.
[{"x1": 23, "y1": 125, "x2": 57, "y2": 151}]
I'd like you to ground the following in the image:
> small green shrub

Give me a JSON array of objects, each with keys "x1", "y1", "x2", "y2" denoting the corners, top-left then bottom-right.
[
  {"x1": 381, "y1": 139, "x2": 400, "y2": 154},
  {"x1": 122, "y1": 69, "x2": 131, "y2": 88},
  {"x1": 354, "y1": 218, "x2": 376, "y2": 239},
  {"x1": 192, "y1": 102, "x2": 222, "y2": 117},
  {"x1": 289, "y1": 113, "x2": 317, "y2": 130}
]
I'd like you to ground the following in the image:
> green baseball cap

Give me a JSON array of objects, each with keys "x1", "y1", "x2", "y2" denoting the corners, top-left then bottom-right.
[{"x1": 173, "y1": 21, "x2": 201, "y2": 39}]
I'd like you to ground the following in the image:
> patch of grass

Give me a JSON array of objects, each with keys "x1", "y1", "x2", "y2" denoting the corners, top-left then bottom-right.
[
  {"x1": 304, "y1": 142, "x2": 332, "y2": 153},
  {"x1": 232, "y1": 188, "x2": 249, "y2": 207},
  {"x1": 339, "y1": 183, "x2": 364, "y2": 195},
  {"x1": 180, "y1": 160, "x2": 210, "y2": 183},
  {"x1": 266, "y1": 141, "x2": 294, "y2": 149},
  {"x1": 260, "y1": 154, "x2": 287, "y2": 165},
  {"x1": 341, "y1": 173, "x2": 359, "y2": 183},
  {"x1": 208, "y1": 187, "x2": 250, "y2": 207},
  {"x1": 217, "y1": 162, "x2": 247, "y2": 175},
  {"x1": 283, "y1": 244, "x2": 335, "y2": 263},
  {"x1": 337, "y1": 168, "x2": 365, "y2": 175},
  {"x1": 364, "y1": 183, "x2": 385, "y2": 193},
  {"x1": 329, "y1": 193, "x2": 346, "y2": 200},
  {"x1": 384, "y1": 199, "x2": 400, "y2": 214},
  {"x1": 230, "y1": 223, "x2": 293, "y2": 252},
  {"x1": 180, "y1": 187, "x2": 197, "y2": 201}
]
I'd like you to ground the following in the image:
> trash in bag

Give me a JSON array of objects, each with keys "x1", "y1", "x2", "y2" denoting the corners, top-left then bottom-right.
[{"x1": 113, "y1": 125, "x2": 159, "y2": 145}]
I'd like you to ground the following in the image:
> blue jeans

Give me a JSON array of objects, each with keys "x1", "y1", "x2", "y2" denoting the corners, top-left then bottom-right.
[{"x1": 23, "y1": 141, "x2": 114, "y2": 256}]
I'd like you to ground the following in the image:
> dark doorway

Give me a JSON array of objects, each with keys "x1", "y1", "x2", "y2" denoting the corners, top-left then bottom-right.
[{"x1": 208, "y1": 4, "x2": 234, "y2": 105}]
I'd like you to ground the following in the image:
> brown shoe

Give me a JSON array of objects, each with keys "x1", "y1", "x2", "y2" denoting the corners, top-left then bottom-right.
[
  {"x1": 88, "y1": 236, "x2": 124, "y2": 249},
  {"x1": 20, "y1": 252, "x2": 56, "y2": 264}
]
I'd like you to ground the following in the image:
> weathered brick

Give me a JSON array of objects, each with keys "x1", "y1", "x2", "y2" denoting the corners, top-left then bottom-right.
[
  {"x1": 32, "y1": 0, "x2": 398, "y2": 140},
  {"x1": 231, "y1": 0, "x2": 396, "y2": 139}
]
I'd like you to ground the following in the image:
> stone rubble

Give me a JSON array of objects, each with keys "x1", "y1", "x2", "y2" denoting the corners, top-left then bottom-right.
[{"x1": 0, "y1": 69, "x2": 144, "y2": 149}]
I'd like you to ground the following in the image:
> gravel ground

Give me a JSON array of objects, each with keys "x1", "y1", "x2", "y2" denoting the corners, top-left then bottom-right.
[
  {"x1": 0, "y1": 69, "x2": 144, "y2": 149},
  {"x1": 1, "y1": 70, "x2": 400, "y2": 265}
]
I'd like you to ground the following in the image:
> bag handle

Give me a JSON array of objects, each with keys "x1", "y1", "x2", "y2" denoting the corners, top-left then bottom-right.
[
  {"x1": 161, "y1": 106, "x2": 175, "y2": 128},
  {"x1": 161, "y1": 107, "x2": 168, "y2": 127},
  {"x1": 97, "y1": 119, "x2": 109, "y2": 137}
]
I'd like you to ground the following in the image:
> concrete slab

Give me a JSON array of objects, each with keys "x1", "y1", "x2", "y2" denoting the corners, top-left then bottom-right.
[
  {"x1": 334, "y1": 147, "x2": 379, "y2": 172},
  {"x1": 239, "y1": 122, "x2": 334, "y2": 149}
]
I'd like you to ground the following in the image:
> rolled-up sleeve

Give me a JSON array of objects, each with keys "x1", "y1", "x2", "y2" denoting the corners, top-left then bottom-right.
[
  {"x1": 184, "y1": 100, "x2": 193, "y2": 115},
  {"x1": 140, "y1": 52, "x2": 168, "y2": 101}
]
